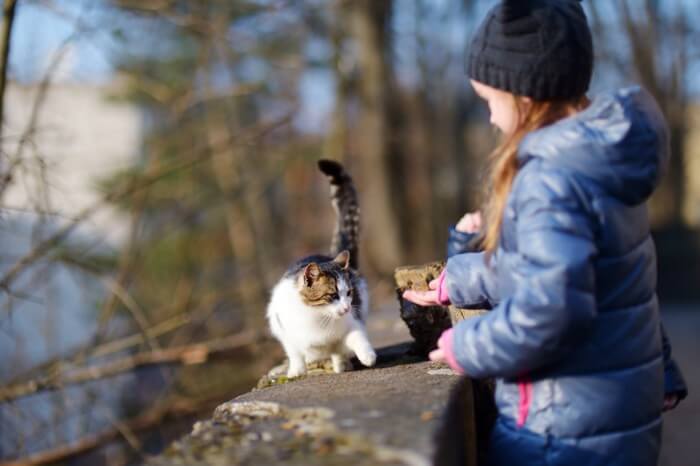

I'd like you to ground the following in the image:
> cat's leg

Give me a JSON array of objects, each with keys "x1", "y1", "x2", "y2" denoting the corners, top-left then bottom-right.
[
  {"x1": 344, "y1": 325, "x2": 376, "y2": 368},
  {"x1": 331, "y1": 353, "x2": 349, "y2": 373},
  {"x1": 281, "y1": 339, "x2": 306, "y2": 378},
  {"x1": 287, "y1": 353, "x2": 306, "y2": 378}
]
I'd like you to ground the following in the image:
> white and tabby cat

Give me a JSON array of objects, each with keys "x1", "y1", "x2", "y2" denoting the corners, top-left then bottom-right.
[{"x1": 267, "y1": 159, "x2": 376, "y2": 378}]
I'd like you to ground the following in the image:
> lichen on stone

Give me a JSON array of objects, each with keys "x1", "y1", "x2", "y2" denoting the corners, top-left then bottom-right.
[
  {"x1": 149, "y1": 345, "x2": 473, "y2": 466},
  {"x1": 255, "y1": 359, "x2": 345, "y2": 390},
  {"x1": 149, "y1": 399, "x2": 430, "y2": 466}
]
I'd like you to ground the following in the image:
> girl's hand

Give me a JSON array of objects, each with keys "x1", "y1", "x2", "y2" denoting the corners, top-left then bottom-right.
[
  {"x1": 663, "y1": 394, "x2": 680, "y2": 412},
  {"x1": 456, "y1": 211, "x2": 483, "y2": 234},
  {"x1": 430, "y1": 328, "x2": 465, "y2": 374},
  {"x1": 402, "y1": 277, "x2": 442, "y2": 307},
  {"x1": 429, "y1": 347, "x2": 446, "y2": 363}
]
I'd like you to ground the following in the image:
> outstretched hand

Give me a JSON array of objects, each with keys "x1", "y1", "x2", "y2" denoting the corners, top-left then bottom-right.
[
  {"x1": 402, "y1": 277, "x2": 442, "y2": 307},
  {"x1": 429, "y1": 346, "x2": 447, "y2": 363},
  {"x1": 456, "y1": 211, "x2": 483, "y2": 234},
  {"x1": 429, "y1": 328, "x2": 465, "y2": 374}
]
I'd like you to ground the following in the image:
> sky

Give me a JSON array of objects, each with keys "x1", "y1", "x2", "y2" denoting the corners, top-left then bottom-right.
[
  {"x1": 9, "y1": 0, "x2": 117, "y2": 84},
  {"x1": 8, "y1": 0, "x2": 700, "y2": 130},
  {"x1": 8, "y1": 0, "x2": 341, "y2": 132}
]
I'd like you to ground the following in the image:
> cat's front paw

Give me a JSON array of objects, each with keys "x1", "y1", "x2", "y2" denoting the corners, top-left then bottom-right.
[
  {"x1": 356, "y1": 348, "x2": 377, "y2": 367},
  {"x1": 286, "y1": 364, "x2": 307, "y2": 379}
]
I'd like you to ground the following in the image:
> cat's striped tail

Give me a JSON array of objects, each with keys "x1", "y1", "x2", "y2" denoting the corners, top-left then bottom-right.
[{"x1": 317, "y1": 159, "x2": 360, "y2": 270}]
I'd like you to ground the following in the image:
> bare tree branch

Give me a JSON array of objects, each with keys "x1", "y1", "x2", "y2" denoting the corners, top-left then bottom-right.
[
  {"x1": 0, "y1": 329, "x2": 264, "y2": 403},
  {"x1": 3, "y1": 311, "x2": 192, "y2": 409},
  {"x1": 0, "y1": 0, "x2": 17, "y2": 140},
  {"x1": 0, "y1": 27, "x2": 81, "y2": 199},
  {"x1": 97, "y1": 249, "x2": 161, "y2": 352},
  {"x1": 0, "y1": 110, "x2": 294, "y2": 295},
  {"x1": 0, "y1": 395, "x2": 220, "y2": 466},
  {"x1": 91, "y1": 312, "x2": 190, "y2": 358}
]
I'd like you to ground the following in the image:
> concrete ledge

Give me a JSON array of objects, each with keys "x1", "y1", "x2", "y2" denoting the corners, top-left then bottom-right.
[{"x1": 148, "y1": 343, "x2": 465, "y2": 466}]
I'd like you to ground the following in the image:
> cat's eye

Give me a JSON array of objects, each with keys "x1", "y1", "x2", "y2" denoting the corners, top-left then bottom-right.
[
  {"x1": 346, "y1": 291, "x2": 352, "y2": 297},
  {"x1": 330, "y1": 293, "x2": 339, "y2": 301}
]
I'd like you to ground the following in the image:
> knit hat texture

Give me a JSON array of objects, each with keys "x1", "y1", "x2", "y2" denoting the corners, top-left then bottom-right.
[{"x1": 467, "y1": 0, "x2": 593, "y2": 101}]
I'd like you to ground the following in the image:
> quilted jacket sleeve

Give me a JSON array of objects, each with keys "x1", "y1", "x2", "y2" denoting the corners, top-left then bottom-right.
[
  {"x1": 452, "y1": 167, "x2": 598, "y2": 379},
  {"x1": 447, "y1": 226, "x2": 480, "y2": 258},
  {"x1": 444, "y1": 251, "x2": 498, "y2": 309}
]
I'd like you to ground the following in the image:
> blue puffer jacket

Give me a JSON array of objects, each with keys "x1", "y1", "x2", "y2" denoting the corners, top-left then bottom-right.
[{"x1": 445, "y1": 87, "x2": 686, "y2": 465}]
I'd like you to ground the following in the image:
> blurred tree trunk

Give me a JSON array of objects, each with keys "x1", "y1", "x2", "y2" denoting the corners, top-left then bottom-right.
[
  {"x1": 348, "y1": 0, "x2": 404, "y2": 275},
  {"x1": 620, "y1": 1, "x2": 686, "y2": 227},
  {"x1": 591, "y1": 0, "x2": 690, "y2": 228},
  {"x1": 398, "y1": 90, "x2": 437, "y2": 261},
  {"x1": 0, "y1": 0, "x2": 17, "y2": 141},
  {"x1": 325, "y1": 2, "x2": 351, "y2": 164},
  {"x1": 204, "y1": 108, "x2": 270, "y2": 324}
]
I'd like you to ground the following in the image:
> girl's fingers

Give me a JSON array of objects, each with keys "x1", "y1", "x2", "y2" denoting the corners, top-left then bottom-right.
[
  {"x1": 402, "y1": 290, "x2": 431, "y2": 306},
  {"x1": 456, "y1": 211, "x2": 483, "y2": 234},
  {"x1": 402, "y1": 289, "x2": 440, "y2": 307},
  {"x1": 456, "y1": 215, "x2": 475, "y2": 233},
  {"x1": 473, "y1": 211, "x2": 483, "y2": 230},
  {"x1": 428, "y1": 278, "x2": 439, "y2": 290},
  {"x1": 429, "y1": 348, "x2": 446, "y2": 362}
]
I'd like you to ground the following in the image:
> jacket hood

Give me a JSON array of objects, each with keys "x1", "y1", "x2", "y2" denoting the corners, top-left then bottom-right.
[{"x1": 518, "y1": 86, "x2": 670, "y2": 205}]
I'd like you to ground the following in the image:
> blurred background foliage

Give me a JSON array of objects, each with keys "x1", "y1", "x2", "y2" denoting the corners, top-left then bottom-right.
[{"x1": 1, "y1": 0, "x2": 699, "y2": 464}]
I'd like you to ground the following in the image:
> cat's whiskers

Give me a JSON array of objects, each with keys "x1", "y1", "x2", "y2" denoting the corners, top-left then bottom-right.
[{"x1": 318, "y1": 312, "x2": 333, "y2": 329}]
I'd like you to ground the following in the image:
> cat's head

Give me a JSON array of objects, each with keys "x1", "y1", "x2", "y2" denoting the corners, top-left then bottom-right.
[{"x1": 298, "y1": 251, "x2": 354, "y2": 317}]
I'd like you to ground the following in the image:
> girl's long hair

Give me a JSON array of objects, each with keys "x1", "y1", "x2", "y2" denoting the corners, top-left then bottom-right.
[{"x1": 481, "y1": 95, "x2": 589, "y2": 254}]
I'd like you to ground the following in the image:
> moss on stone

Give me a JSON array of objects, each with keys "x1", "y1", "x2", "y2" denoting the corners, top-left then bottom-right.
[{"x1": 149, "y1": 399, "x2": 429, "y2": 466}]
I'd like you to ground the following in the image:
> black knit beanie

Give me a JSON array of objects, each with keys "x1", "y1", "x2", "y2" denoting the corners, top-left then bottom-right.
[{"x1": 467, "y1": 0, "x2": 593, "y2": 101}]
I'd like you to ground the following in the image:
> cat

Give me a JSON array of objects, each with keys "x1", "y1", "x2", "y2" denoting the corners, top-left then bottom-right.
[{"x1": 266, "y1": 159, "x2": 376, "y2": 378}]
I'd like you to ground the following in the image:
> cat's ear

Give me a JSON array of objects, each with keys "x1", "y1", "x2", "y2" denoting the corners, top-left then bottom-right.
[
  {"x1": 333, "y1": 250, "x2": 350, "y2": 270},
  {"x1": 303, "y1": 263, "x2": 321, "y2": 286}
]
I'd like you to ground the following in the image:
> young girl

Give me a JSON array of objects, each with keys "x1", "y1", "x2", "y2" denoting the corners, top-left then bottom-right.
[{"x1": 403, "y1": 0, "x2": 687, "y2": 464}]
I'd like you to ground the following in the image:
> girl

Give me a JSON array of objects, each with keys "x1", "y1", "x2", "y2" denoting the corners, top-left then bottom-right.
[{"x1": 403, "y1": 0, "x2": 687, "y2": 464}]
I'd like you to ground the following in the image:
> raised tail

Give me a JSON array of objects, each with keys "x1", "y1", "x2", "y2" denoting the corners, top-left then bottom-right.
[{"x1": 317, "y1": 159, "x2": 360, "y2": 269}]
